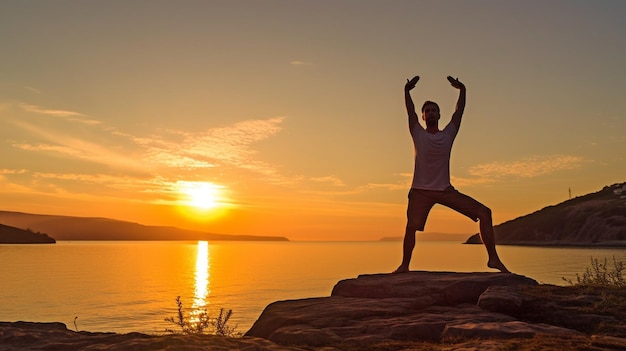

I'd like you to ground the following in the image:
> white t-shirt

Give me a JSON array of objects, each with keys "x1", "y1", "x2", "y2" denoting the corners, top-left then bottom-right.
[{"x1": 410, "y1": 122, "x2": 458, "y2": 191}]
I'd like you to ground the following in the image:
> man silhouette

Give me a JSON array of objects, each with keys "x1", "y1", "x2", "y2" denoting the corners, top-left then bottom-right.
[{"x1": 394, "y1": 75, "x2": 509, "y2": 273}]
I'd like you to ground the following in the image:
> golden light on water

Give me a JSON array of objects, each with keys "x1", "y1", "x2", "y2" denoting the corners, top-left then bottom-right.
[{"x1": 193, "y1": 241, "x2": 210, "y2": 311}]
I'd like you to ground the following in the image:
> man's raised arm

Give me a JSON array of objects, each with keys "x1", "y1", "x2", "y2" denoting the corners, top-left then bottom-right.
[
  {"x1": 447, "y1": 76, "x2": 466, "y2": 131},
  {"x1": 405, "y1": 75, "x2": 420, "y2": 132}
]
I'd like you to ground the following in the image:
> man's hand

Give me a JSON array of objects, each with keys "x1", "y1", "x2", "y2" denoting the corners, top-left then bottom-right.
[
  {"x1": 447, "y1": 76, "x2": 465, "y2": 90},
  {"x1": 405, "y1": 76, "x2": 420, "y2": 91}
]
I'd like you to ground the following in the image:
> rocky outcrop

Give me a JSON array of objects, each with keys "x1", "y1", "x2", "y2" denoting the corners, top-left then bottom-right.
[
  {"x1": 0, "y1": 223, "x2": 55, "y2": 244},
  {"x1": 245, "y1": 271, "x2": 568, "y2": 346},
  {"x1": 466, "y1": 183, "x2": 626, "y2": 246},
  {"x1": 246, "y1": 271, "x2": 540, "y2": 346}
]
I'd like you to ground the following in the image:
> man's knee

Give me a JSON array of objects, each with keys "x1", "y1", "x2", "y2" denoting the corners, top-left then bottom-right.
[
  {"x1": 406, "y1": 215, "x2": 425, "y2": 233},
  {"x1": 476, "y1": 205, "x2": 492, "y2": 221},
  {"x1": 405, "y1": 223, "x2": 421, "y2": 234}
]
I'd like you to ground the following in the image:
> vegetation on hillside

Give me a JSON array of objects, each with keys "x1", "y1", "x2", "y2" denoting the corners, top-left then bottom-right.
[{"x1": 466, "y1": 182, "x2": 626, "y2": 246}]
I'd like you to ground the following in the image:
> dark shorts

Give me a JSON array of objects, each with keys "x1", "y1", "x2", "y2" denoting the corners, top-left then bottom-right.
[{"x1": 406, "y1": 186, "x2": 489, "y2": 231}]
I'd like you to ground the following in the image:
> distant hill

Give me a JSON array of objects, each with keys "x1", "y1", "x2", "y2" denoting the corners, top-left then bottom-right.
[
  {"x1": 0, "y1": 223, "x2": 56, "y2": 244},
  {"x1": 466, "y1": 182, "x2": 626, "y2": 246},
  {"x1": 0, "y1": 211, "x2": 289, "y2": 241}
]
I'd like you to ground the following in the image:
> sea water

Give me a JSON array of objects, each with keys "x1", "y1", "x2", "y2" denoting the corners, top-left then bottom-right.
[{"x1": 1, "y1": 241, "x2": 624, "y2": 334}]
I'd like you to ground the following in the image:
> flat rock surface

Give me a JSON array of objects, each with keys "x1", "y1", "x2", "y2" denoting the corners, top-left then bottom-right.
[
  {"x1": 332, "y1": 271, "x2": 537, "y2": 303},
  {"x1": 246, "y1": 272, "x2": 542, "y2": 345}
]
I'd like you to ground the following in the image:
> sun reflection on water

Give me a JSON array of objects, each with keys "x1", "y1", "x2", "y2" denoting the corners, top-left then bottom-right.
[{"x1": 193, "y1": 241, "x2": 210, "y2": 313}]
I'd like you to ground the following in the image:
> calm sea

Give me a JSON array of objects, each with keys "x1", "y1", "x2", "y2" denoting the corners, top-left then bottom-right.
[{"x1": 1, "y1": 241, "x2": 624, "y2": 334}]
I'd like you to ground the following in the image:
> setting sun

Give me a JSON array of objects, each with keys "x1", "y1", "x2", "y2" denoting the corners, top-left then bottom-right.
[{"x1": 178, "y1": 181, "x2": 223, "y2": 211}]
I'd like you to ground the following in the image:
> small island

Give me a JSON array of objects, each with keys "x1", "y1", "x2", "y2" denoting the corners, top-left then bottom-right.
[{"x1": 0, "y1": 223, "x2": 56, "y2": 244}]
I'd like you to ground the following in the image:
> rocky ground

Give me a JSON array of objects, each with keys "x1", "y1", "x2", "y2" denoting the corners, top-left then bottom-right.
[
  {"x1": 246, "y1": 272, "x2": 626, "y2": 350},
  {"x1": 2, "y1": 271, "x2": 626, "y2": 351}
]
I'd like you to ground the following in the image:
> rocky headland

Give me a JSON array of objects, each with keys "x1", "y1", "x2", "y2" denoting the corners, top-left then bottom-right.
[
  {"x1": 3, "y1": 271, "x2": 626, "y2": 350},
  {"x1": 0, "y1": 223, "x2": 55, "y2": 244},
  {"x1": 466, "y1": 182, "x2": 626, "y2": 246}
]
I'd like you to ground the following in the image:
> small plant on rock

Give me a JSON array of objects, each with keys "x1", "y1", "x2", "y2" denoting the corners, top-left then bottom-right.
[
  {"x1": 562, "y1": 256, "x2": 625, "y2": 287},
  {"x1": 213, "y1": 307, "x2": 238, "y2": 337},
  {"x1": 165, "y1": 296, "x2": 239, "y2": 337}
]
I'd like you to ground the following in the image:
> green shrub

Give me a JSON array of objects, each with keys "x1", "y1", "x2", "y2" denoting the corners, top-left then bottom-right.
[{"x1": 562, "y1": 256, "x2": 625, "y2": 287}]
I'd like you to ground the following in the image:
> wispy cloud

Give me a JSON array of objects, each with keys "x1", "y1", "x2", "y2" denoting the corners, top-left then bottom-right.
[
  {"x1": 11, "y1": 120, "x2": 147, "y2": 173},
  {"x1": 0, "y1": 168, "x2": 180, "y2": 205},
  {"x1": 452, "y1": 154, "x2": 586, "y2": 186},
  {"x1": 310, "y1": 176, "x2": 345, "y2": 187},
  {"x1": 32, "y1": 172, "x2": 171, "y2": 195},
  {"x1": 298, "y1": 178, "x2": 409, "y2": 199},
  {"x1": 13, "y1": 143, "x2": 85, "y2": 157},
  {"x1": 468, "y1": 155, "x2": 585, "y2": 178},
  {"x1": 139, "y1": 117, "x2": 285, "y2": 176},
  {"x1": 0, "y1": 168, "x2": 28, "y2": 175},
  {"x1": 20, "y1": 103, "x2": 84, "y2": 117},
  {"x1": 290, "y1": 60, "x2": 313, "y2": 66},
  {"x1": 450, "y1": 176, "x2": 494, "y2": 187},
  {"x1": 23, "y1": 86, "x2": 42, "y2": 95},
  {"x1": 12, "y1": 113, "x2": 288, "y2": 184},
  {"x1": 19, "y1": 103, "x2": 101, "y2": 125},
  {"x1": 360, "y1": 182, "x2": 408, "y2": 191}
]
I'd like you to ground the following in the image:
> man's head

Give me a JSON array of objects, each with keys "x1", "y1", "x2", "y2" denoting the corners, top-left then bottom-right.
[{"x1": 421, "y1": 101, "x2": 440, "y2": 128}]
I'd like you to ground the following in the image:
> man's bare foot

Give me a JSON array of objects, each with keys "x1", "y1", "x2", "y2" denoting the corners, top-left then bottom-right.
[
  {"x1": 488, "y1": 259, "x2": 510, "y2": 273},
  {"x1": 392, "y1": 265, "x2": 410, "y2": 274}
]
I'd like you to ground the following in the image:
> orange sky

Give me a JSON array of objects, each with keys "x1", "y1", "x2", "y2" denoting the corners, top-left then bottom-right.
[{"x1": 1, "y1": 1, "x2": 624, "y2": 241}]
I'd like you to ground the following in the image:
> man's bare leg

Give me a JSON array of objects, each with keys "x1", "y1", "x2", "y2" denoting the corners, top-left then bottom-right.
[
  {"x1": 478, "y1": 209, "x2": 510, "y2": 273},
  {"x1": 393, "y1": 226, "x2": 416, "y2": 273}
]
